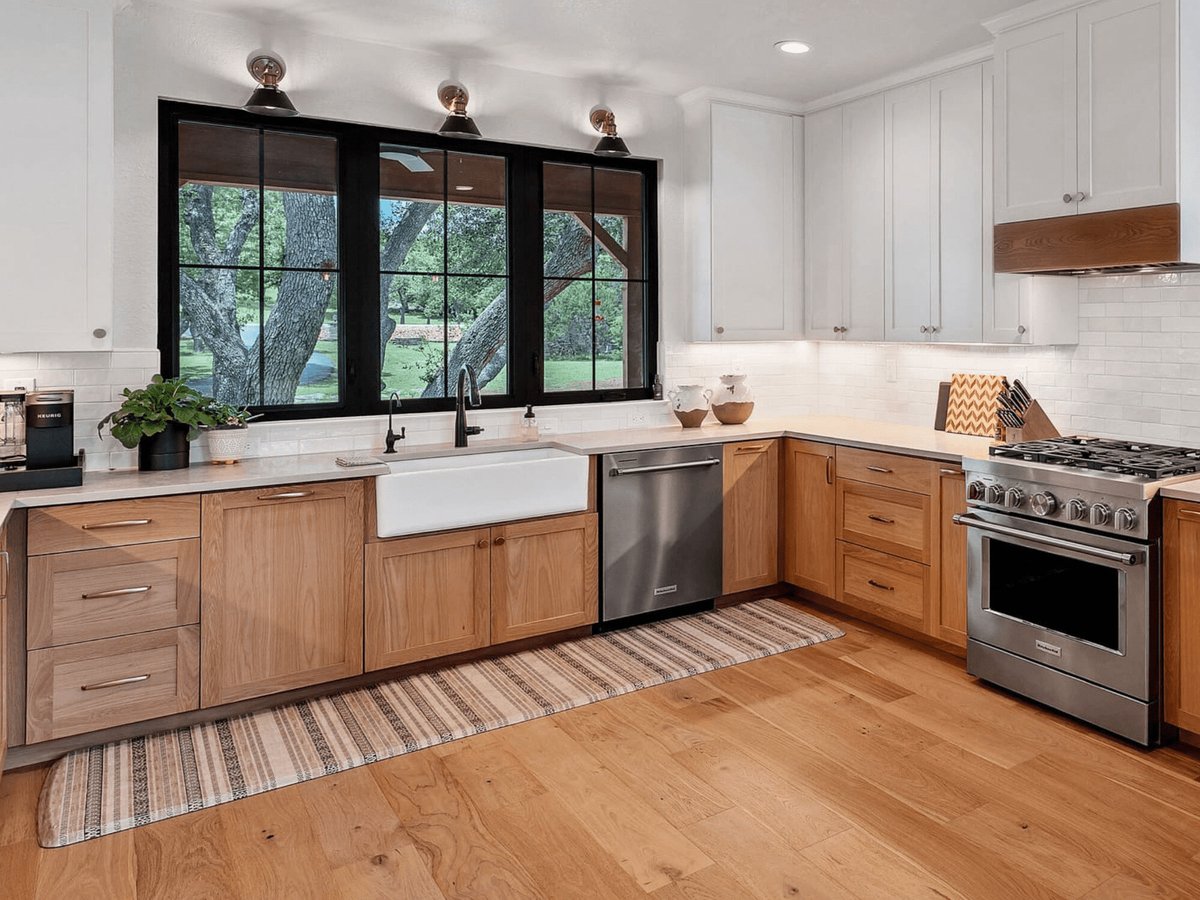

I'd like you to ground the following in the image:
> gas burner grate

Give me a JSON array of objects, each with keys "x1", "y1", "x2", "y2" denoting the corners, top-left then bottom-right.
[{"x1": 990, "y1": 436, "x2": 1200, "y2": 480}]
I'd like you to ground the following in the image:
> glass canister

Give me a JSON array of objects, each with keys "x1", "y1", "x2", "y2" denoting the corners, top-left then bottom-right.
[
  {"x1": 0, "y1": 390, "x2": 25, "y2": 453},
  {"x1": 667, "y1": 384, "x2": 712, "y2": 428},
  {"x1": 712, "y1": 374, "x2": 755, "y2": 424}
]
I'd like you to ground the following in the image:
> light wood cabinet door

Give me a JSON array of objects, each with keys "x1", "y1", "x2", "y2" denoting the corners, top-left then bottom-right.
[
  {"x1": 782, "y1": 439, "x2": 837, "y2": 598},
  {"x1": 937, "y1": 468, "x2": 969, "y2": 649},
  {"x1": 836, "y1": 542, "x2": 931, "y2": 634},
  {"x1": 491, "y1": 513, "x2": 598, "y2": 645},
  {"x1": 0, "y1": 524, "x2": 8, "y2": 775},
  {"x1": 722, "y1": 440, "x2": 780, "y2": 594},
  {"x1": 201, "y1": 481, "x2": 364, "y2": 707},
  {"x1": 1164, "y1": 501, "x2": 1200, "y2": 732},
  {"x1": 365, "y1": 528, "x2": 491, "y2": 671}
]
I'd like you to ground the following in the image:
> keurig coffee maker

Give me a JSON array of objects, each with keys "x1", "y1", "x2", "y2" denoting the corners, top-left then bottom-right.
[{"x1": 25, "y1": 390, "x2": 76, "y2": 469}]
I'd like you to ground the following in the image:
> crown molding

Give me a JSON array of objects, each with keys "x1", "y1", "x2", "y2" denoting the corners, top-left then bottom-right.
[
  {"x1": 983, "y1": 0, "x2": 1093, "y2": 35},
  {"x1": 676, "y1": 86, "x2": 804, "y2": 116}
]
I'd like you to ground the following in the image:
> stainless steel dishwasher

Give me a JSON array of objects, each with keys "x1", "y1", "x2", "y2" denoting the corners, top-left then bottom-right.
[{"x1": 600, "y1": 444, "x2": 723, "y2": 623}]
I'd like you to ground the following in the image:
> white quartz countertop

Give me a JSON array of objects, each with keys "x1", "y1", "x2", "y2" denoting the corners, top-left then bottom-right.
[
  {"x1": 1159, "y1": 481, "x2": 1200, "y2": 502},
  {"x1": 0, "y1": 415, "x2": 997, "y2": 525}
]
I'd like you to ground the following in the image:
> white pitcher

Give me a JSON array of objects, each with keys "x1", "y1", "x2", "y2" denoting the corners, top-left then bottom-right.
[{"x1": 667, "y1": 384, "x2": 712, "y2": 428}]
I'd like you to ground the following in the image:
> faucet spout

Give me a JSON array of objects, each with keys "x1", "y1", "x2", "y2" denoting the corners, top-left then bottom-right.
[
  {"x1": 384, "y1": 392, "x2": 405, "y2": 453},
  {"x1": 454, "y1": 365, "x2": 484, "y2": 448}
]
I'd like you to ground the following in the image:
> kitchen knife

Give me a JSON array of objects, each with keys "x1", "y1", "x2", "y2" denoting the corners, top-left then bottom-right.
[
  {"x1": 997, "y1": 392, "x2": 1023, "y2": 415},
  {"x1": 1011, "y1": 379, "x2": 1033, "y2": 410}
]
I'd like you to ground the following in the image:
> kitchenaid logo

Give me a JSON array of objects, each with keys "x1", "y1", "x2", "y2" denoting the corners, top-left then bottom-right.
[
  {"x1": 653, "y1": 584, "x2": 678, "y2": 596},
  {"x1": 1035, "y1": 639, "x2": 1062, "y2": 657}
]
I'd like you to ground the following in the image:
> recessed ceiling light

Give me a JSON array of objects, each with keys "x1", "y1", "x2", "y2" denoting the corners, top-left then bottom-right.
[{"x1": 775, "y1": 40, "x2": 811, "y2": 55}]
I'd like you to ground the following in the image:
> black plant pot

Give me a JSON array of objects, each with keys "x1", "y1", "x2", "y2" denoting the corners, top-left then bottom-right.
[{"x1": 137, "y1": 423, "x2": 191, "y2": 471}]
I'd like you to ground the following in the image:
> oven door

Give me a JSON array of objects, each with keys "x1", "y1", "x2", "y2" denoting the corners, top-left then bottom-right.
[{"x1": 957, "y1": 509, "x2": 1155, "y2": 701}]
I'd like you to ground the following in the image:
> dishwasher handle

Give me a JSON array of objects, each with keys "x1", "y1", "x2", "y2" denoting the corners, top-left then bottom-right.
[{"x1": 609, "y1": 458, "x2": 722, "y2": 477}]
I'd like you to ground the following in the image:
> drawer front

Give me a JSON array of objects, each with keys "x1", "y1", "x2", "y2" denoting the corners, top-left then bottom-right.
[
  {"x1": 26, "y1": 626, "x2": 200, "y2": 742},
  {"x1": 28, "y1": 539, "x2": 200, "y2": 649},
  {"x1": 838, "y1": 480, "x2": 932, "y2": 563},
  {"x1": 836, "y1": 447, "x2": 936, "y2": 495},
  {"x1": 28, "y1": 496, "x2": 201, "y2": 555},
  {"x1": 837, "y1": 542, "x2": 929, "y2": 632}
]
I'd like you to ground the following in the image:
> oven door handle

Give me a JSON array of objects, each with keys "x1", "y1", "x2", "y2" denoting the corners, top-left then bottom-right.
[{"x1": 952, "y1": 513, "x2": 1141, "y2": 566}]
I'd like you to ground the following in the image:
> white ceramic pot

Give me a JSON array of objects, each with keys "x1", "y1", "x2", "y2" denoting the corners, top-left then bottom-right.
[
  {"x1": 712, "y1": 374, "x2": 755, "y2": 425},
  {"x1": 205, "y1": 426, "x2": 251, "y2": 465},
  {"x1": 668, "y1": 384, "x2": 712, "y2": 428}
]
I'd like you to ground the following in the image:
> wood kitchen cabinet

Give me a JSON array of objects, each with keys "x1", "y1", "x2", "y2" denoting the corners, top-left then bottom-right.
[
  {"x1": 937, "y1": 467, "x2": 969, "y2": 650},
  {"x1": 0, "y1": 523, "x2": 9, "y2": 777},
  {"x1": 200, "y1": 480, "x2": 364, "y2": 706},
  {"x1": 782, "y1": 440, "x2": 837, "y2": 598},
  {"x1": 722, "y1": 440, "x2": 780, "y2": 594},
  {"x1": 1164, "y1": 500, "x2": 1200, "y2": 733}
]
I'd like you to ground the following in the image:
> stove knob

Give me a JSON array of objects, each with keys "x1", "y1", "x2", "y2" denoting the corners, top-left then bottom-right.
[
  {"x1": 1089, "y1": 503, "x2": 1112, "y2": 527},
  {"x1": 966, "y1": 480, "x2": 986, "y2": 502},
  {"x1": 984, "y1": 483, "x2": 1005, "y2": 505},
  {"x1": 1004, "y1": 487, "x2": 1025, "y2": 509},
  {"x1": 1031, "y1": 491, "x2": 1058, "y2": 517},
  {"x1": 1115, "y1": 507, "x2": 1138, "y2": 532},
  {"x1": 1066, "y1": 498, "x2": 1088, "y2": 521}
]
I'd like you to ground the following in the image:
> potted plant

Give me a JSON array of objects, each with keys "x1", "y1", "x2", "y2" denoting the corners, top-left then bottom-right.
[
  {"x1": 201, "y1": 400, "x2": 259, "y2": 465},
  {"x1": 97, "y1": 376, "x2": 217, "y2": 471}
]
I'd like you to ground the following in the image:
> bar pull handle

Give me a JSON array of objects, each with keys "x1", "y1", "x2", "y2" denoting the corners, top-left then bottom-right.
[
  {"x1": 82, "y1": 585, "x2": 152, "y2": 600},
  {"x1": 867, "y1": 579, "x2": 894, "y2": 592},
  {"x1": 610, "y1": 459, "x2": 721, "y2": 476},
  {"x1": 82, "y1": 519, "x2": 152, "y2": 531},
  {"x1": 867, "y1": 514, "x2": 895, "y2": 525},
  {"x1": 939, "y1": 468, "x2": 960, "y2": 476},
  {"x1": 81, "y1": 674, "x2": 151, "y2": 691},
  {"x1": 257, "y1": 490, "x2": 314, "y2": 501},
  {"x1": 825, "y1": 457, "x2": 833, "y2": 485},
  {"x1": 0, "y1": 550, "x2": 8, "y2": 598},
  {"x1": 865, "y1": 465, "x2": 893, "y2": 474},
  {"x1": 734, "y1": 444, "x2": 768, "y2": 455}
]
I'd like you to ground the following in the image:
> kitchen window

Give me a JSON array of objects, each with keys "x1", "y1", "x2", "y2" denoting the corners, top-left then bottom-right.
[{"x1": 158, "y1": 101, "x2": 658, "y2": 419}]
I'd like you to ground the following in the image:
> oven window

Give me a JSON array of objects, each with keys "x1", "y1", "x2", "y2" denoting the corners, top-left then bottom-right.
[{"x1": 987, "y1": 540, "x2": 1121, "y2": 651}]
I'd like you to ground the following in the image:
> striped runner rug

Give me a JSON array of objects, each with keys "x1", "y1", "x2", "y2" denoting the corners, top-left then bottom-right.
[{"x1": 38, "y1": 598, "x2": 842, "y2": 848}]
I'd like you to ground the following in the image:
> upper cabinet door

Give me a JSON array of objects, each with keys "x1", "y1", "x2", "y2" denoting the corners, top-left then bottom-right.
[
  {"x1": 708, "y1": 103, "x2": 801, "y2": 341},
  {"x1": 842, "y1": 94, "x2": 886, "y2": 341},
  {"x1": 884, "y1": 80, "x2": 936, "y2": 342},
  {"x1": 994, "y1": 11, "x2": 1079, "y2": 223},
  {"x1": 0, "y1": 0, "x2": 113, "y2": 352},
  {"x1": 1077, "y1": 0, "x2": 1176, "y2": 213},
  {"x1": 804, "y1": 105, "x2": 846, "y2": 339}
]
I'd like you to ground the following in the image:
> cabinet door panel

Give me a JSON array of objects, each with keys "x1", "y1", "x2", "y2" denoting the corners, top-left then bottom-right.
[
  {"x1": 201, "y1": 481, "x2": 364, "y2": 706},
  {"x1": 783, "y1": 440, "x2": 837, "y2": 598},
  {"x1": 805, "y1": 105, "x2": 846, "y2": 338},
  {"x1": 365, "y1": 529, "x2": 491, "y2": 671},
  {"x1": 722, "y1": 440, "x2": 780, "y2": 594},
  {"x1": 1165, "y1": 502, "x2": 1200, "y2": 732},
  {"x1": 843, "y1": 94, "x2": 886, "y2": 340},
  {"x1": 937, "y1": 469, "x2": 968, "y2": 649},
  {"x1": 1077, "y1": 0, "x2": 1175, "y2": 213},
  {"x1": 491, "y1": 513, "x2": 598, "y2": 644},
  {"x1": 994, "y1": 11, "x2": 1078, "y2": 223}
]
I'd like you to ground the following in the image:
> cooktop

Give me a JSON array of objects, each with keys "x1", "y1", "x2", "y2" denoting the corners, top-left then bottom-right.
[{"x1": 989, "y1": 436, "x2": 1200, "y2": 480}]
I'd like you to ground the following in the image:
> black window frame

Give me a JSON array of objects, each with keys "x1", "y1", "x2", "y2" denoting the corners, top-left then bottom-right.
[{"x1": 158, "y1": 99, "x2": 659, "y2": 420}]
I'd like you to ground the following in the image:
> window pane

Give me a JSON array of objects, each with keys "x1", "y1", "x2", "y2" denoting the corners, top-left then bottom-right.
[
  {"x1": 380, "y1": 146, "x2": 443, "y2": 273},
  {"x1": 447, "y1": 276, "x2": 508, "y2": 395},
  {"x1": 543, "y1": 279, "x2": 594, "y2": 393},
  {"x1": 178, "y1": 121, "x2": 260, "y2": 268},
  {"x1": 448, "y1": 153, "x2": 506, "y2": 275},
  {"x1": 178, "y1": 266, "x2": 260, "y2": 404},
  {"x1": 543, "y1": 163, "x2": 593, "y2": 277},
  {"x1": 262, "y1": 269, "x2": 340, "y2": 405},
  {"x1": 594, "y1": 168, "x2": 645, "y2": 280},
  {"x1": 595, "y1": 281, "x2": 645, "y2": 389},
  {"x1": 263, "y1": 132, "x2": 338, "y2": 269},
  {"x1": 381, "y1": 273, "x2": 447, "y2": 400}
]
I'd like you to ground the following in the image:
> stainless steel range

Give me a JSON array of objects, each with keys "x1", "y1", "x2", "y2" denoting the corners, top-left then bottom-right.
[{"x1": 957, "y1": 437, "x2": 1200, "y2": 745}]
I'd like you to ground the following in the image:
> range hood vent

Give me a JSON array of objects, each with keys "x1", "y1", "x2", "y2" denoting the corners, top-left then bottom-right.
[{"x1": 994, "y1": 203, "x2": 1200, "y2": 275}]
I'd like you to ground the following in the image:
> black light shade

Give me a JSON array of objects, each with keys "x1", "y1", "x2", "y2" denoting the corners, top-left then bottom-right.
[
  {"x1": 590, "y1": 107, "x2": 631, "y2": 157},
  {"x1": 436, "y1": 84, "x2": 481, "y2": 138},
  {"x1": 593, "y1": 133, "x2": 630, "y2": 157},
  {"x1": 244, "y1": 84, "x2": 298, "y2": 117},
  {"x1": 438, "y1": 112, "x2": 482, "y2": 138}
]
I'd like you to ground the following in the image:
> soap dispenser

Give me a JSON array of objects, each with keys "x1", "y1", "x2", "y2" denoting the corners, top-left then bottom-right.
[{"x1": 521, "y1": 404, "x2": 539, "y2": 442}]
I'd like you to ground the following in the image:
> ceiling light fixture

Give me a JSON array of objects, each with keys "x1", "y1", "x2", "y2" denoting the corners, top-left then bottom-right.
[
  {"x1": 243, "y1": 50, "x2": 298, "y2": 116},
  {"x1": 590, "y1": 108, "x2": 630, "y2": 157},
  {"x1": 437, "y1": 84, "x2": 481, "y2": 138},
  {"x1": 774, "y1": 40, "x2": 811, "y2": 55}
]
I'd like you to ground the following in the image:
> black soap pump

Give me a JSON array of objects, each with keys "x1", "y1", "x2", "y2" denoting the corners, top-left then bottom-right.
[{"x1": 521, "y1": 404, "x2": 539, "y2": 442}]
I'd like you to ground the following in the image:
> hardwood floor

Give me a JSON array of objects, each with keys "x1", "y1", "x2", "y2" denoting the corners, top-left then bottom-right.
[{"x1": 3, "y1": 601, "x2": 1200, "y2": 898}]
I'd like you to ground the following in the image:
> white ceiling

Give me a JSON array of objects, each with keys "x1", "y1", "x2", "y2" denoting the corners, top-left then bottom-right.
[{"x1": 147, "y1": 0, "x2": 1028, "y2": 104}]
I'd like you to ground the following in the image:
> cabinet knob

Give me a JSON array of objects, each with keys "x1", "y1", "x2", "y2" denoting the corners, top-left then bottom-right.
[
  {"x1": 1075, "y1": 192, "x2": 1088, "y2": 203},
  {"x1": 476, "y1": 538, "x2": 488, "y2": 549},
  {"x1": 920, "y1": 325, "x2": 929, "y2": 334},
  {"x1": 1063, "y1": 193, "x2": 1074, "y2": 203},
  {"x1": 493, "y1": 536, "x2": 506, "y2": 546},
  {"x1": 92, "y1": 328, "x2": 108, "y2": 339},
  {"x1": 715, "y1": 326, "x2": 725, "y2": 335},
  {"x1": 1017, "y1": 325, "x2": 1027, "y2": 335}
]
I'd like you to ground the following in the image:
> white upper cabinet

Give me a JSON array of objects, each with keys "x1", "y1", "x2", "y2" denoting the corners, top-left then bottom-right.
[
  {"x1": 0, "y1": 0, "x2": 114, "y2": 352},
  {"x1": 803, "y1": 106, "x2": 845, "y2": 338},
  {"x1": 987, "y1": 274, "x2": 1080, "y2": 344},
  {"x1": 992, "y1": 0, "x2": 1176, "y2": 222},
  {"x1": 687, "y1": 100, "x2": 802, "y2": 341}
]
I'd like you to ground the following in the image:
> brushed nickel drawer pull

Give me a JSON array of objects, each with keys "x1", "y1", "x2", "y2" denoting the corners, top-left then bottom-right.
[
  {"x1": 81, "y1": 518, "x2": 152, "y2": 530},
  {"x1": 867, "y1": 514, "x2": 895, "y2": 525},
  {"x1": 865, "y1": 465, "x2": 893, "y2": 474},
  {"x1": 81, "y1": 585, "x2": 152, "y2": 600},
  {"x1": 734, "y1": 444, "x2": 768, "y2": 454},
  {"x1": 257, "y1": 490, "x2": 314, "y2": 501},
  {"x1": 867, "y1": 579, "x2": 894, "y2": 592},
  {"x1": 81, "y1": 673, "x2": 151, "y2": 691}
]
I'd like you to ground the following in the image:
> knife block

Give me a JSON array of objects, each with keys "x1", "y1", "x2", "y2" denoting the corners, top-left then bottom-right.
[{"x1": 1001, "y1": 400, "x2": 1060, "y2": 443}]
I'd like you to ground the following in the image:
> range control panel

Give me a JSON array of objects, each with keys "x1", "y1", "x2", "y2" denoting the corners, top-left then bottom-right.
[{"x1": 964, "y1": 473, "x2": 1151, "y2": 540}]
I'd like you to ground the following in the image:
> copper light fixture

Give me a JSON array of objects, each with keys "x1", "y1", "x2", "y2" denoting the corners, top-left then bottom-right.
[
  {"x1": 244, "y1": 50, "x2": 298, "y2": 116},
  {"x1": 437, "y1": 83, "x2": 481, "y2": 138},
  {"x1": 590, "y1": 108, "x2": 630, "y2": 157}
]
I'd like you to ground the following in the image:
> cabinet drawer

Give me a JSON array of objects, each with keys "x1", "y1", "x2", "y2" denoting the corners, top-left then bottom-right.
[
  {"x1": 836, "y1": 447, "x2": 936, "y2": 495},
  {"x1": 28, "y1": 496, "x2": 201, "y2": 555},
  {"x1": 837, "y1": 480, "x2": 932, "y2": 563},
  {"x1": 837, "y1": 542, "x2": 929, "y2": 633},
  {"x1": 28, "y1": 539, "x2": 200, "y2": 649},
  {"x1": 26, "y1": 626, "x2": 199, "y2": 742}
]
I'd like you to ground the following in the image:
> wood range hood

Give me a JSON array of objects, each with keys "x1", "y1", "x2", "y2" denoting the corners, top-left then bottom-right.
[{"x1": 994, "y1": 203, "x2": 1200, "y2": 275}]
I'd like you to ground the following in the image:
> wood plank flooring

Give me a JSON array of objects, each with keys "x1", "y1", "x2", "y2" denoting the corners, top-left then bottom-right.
[{"x1": 3, "y1": 601, "x2": 1200, "y2": 899}]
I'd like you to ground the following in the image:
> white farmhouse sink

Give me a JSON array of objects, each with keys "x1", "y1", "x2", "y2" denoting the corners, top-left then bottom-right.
[{"x1": 375, "y1": 447, "x2": 591, "y2": 538}]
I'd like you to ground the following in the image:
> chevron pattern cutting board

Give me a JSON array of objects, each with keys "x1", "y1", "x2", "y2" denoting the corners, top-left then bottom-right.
[{"x1": 944, "y1": 373, "x2": 1006, "y2": 437}]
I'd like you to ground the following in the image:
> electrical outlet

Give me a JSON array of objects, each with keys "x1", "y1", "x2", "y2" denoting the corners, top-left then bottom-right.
[
  {"x1": 539, "y1": 419, "x2": 558, "y2": 435},
  {"x1": 630, "y1": 412, "x2": 648, "y2": 427}
]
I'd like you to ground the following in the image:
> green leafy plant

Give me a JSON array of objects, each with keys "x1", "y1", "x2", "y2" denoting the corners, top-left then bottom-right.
[
  {"x1": 203, "y1": 400, "x2": 260, "y2": 429},
  {"x1": 97, "y1": 375, "x2": 218, "y2": 449}
]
